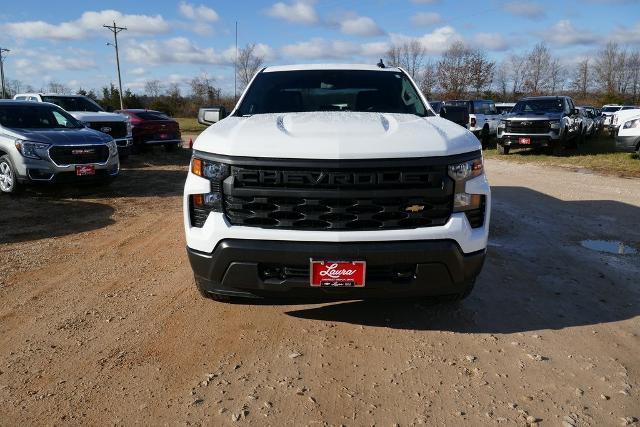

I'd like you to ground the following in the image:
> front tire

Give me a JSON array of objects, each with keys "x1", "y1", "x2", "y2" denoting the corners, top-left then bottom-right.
[
  {"x1": 497, "y1": 144, "x2": 509, "y2": 155},
  {"x1": 0, "y1": 155, "x2": 23, "y2": 195}
]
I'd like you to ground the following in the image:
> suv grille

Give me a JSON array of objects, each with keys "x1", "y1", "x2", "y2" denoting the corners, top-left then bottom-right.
[
  {"x1": 223, "y1": 164, "x2": 454, "y2": 231},
  {"x1": 88, "y1": 121, "x2": 127, "y2": 139},
  {"x1": 49, "y1": 145, "x2": 110, "y2": 166},
  {"x1": 505, "y1": 120, "x2": 550, "y2": 134}
]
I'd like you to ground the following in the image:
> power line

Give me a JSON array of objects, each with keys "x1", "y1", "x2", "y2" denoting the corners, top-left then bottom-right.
[
  {"x1": 0, "y1": 48, "x2": 10, "y2": 99},
  {"x1": 104, "y1": 21, "x2": 127, "y2": 110}
]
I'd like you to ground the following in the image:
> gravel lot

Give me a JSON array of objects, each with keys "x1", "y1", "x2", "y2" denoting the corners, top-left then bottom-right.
[{"x1": 1, "y1": 148, "x2": 639, "y2": 425}]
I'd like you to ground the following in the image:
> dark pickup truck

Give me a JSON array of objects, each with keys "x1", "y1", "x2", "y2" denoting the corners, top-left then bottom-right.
[{"x1": 496, "y1": 96, "x2": 582, "y2": 155}]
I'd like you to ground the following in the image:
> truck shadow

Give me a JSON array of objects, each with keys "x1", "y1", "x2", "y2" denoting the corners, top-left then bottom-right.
[
  {"x1": 285, "y1": 186, "x2": 640, "y2": 333},
  {"x1": 0, "y1": 197, "x2": 115, "y2": 244}
]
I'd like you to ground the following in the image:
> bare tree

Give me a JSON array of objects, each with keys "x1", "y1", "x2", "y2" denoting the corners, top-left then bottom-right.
[
  {"x1": 468, "y1": 49, "x2": 495, "y2": 96},
  {"x1": 385, "y1": 40, "x2": 426, "y2": 82},
  {"x1": 236, "y1": 44, "x2": 265, "y2": 90},
  {"x1": 548, "y1": 58, "x2": 566, "y2": 95},
  {"x1": 571, "y1": 59, "x2": 590, "y2": 99},
  {"x1": 144, "y1": 79, "x2": 164, "y2": 98},
  {"x1": 419, "y1": 61, "x2": 438, "y2": 98},
  {"x1": 627, "y1": 50, "x2": 640, "y2": 103},
  {"x1": 190, "y1": 74, "x2": 220, "y2": 105},
  {"x1": 495, "y1": 62, "x2": 509, "y2": 99},
  {"x1": 436, "y1": 41, "x2": 473, "y2": 98},
  {"x1": 509, "y1": 54, "x2": 527, "y2": 96},
  {"x1": 47, "y1": 81, "x2": 70, "y2": 94},
  {"x1": 523, "y1": 43, "x2": 551, "y2": 95},
  {"x1": 594, "y1": 42, "x2": 623, "y2": 96}
]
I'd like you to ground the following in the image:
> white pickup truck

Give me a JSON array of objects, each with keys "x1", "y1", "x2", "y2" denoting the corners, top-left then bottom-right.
[
  {"x1": 442, "y1": 100, "x2": 501, "y2": 148},
  {"x1": 184, "y1": 64, "x2": 490, "y2": 302},
  {"x1": 13, "y1": 93, "x2": 132, "y2": 157}
]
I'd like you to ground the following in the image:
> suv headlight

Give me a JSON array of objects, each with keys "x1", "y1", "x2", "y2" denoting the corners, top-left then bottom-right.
[
  {"x1": 15, "y1": 140, "x2": 51, "y2": 160},
  {"x1": 549, "y1": 120, "x2": 561, "y2": 130},
  {"x1": 448, "y1": 157, "x2": 485, "y2": 217},
  {"x1": 623, "y1": 119, "x2": 640, "y2": 129},
  {"x1": 189, "y1": 158, "x2": 230, "y2": 224}
]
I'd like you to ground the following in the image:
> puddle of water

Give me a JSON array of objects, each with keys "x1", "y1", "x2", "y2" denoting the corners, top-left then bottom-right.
[{"x1": 580, "y1": 240, "x2": 638, "y2": 255}]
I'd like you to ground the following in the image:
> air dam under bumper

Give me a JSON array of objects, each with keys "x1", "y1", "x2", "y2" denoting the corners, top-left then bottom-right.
[{"x1": 188, "y1": 239, "x2": 486, "y2": 299}]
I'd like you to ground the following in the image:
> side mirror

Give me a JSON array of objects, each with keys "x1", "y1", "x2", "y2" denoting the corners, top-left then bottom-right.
[{"x1": 198, "y1": 107, "x2": 227, "y2": 125}]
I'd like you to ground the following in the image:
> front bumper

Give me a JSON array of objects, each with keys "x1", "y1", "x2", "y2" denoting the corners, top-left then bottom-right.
[
  {"x1": 615, "y1": 135, "x2": 640, "y2": 152},
  {"x1": 13, "y1": 153, "x2": 120, "y2": 184},
  {"x1": 189, "y1": 239, "x2": 486, "y2": 299},
  {"x1": 497, "y1": 131, "x2": 560, "y2": 148}
]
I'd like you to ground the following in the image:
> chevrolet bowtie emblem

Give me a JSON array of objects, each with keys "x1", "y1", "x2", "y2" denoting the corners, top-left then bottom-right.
[{"x1": 406, "y1": 205, "x2": 425, "y2": 213}]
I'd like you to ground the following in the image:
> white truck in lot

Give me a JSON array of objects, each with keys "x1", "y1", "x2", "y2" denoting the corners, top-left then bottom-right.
[
  {"x1": 611, "y1": 107, "x2": 640, "y2": 137},
  {"x1": 442, "y1": 100, "x2": 501, "y2": 147},
  {"x1": 13, "y1": 93, "x2": 133, "y2": 157},
  {"x1": 615, "y1": 112, "x2": 640, "y2": 154},
  {"x1": 184, "y1": 64, "x2": 490, "y2": 302}
]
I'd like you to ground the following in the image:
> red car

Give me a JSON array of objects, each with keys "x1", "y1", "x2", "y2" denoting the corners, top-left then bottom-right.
[{"x1": 116, "y1": 109, "x2": 182, "y2": 151}]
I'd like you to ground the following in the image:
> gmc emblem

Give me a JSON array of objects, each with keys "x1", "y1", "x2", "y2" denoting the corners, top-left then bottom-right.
[{"x1": 100, "y1": 126, "x2": 112, "y2": 133}]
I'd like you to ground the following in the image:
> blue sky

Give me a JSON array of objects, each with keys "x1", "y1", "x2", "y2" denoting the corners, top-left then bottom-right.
[{"x1": 1, "y1": 0, "x2": 639, "y2": 95}]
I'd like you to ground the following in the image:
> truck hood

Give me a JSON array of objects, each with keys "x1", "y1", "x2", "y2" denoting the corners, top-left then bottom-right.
[
  {"x1": 194, "y1": 112, "x2": 480, "y2": 159},
  {"x1": 7, "y1": 127, "x2": 112, "y2": 145},
  {"x1": 69, "y1": 111, "x2": 128, "y2": 122},
  {"x1": 503, "y1": 112, "x2": 562, "y2": 121}
]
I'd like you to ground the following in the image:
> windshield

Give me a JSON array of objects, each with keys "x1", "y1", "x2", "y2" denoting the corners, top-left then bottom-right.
[
  {"x1": 236, "y1": 70, "x2": 430, "y2": 117},
  {"x1": 602, "y1": 106, "x2": 621, "y2": 113},
  {"x1": 0, "y1": 104, "x2": 84, "y2": 129},
  {"x1": 135, "y1": 111, "x2": 171, "y2": 120},
  {"x1": 41, "y1": 96, "x2": 104, "y2": 113},
  {"x1": 512, "y1": 98, "x2": 564, "y2": 114}
]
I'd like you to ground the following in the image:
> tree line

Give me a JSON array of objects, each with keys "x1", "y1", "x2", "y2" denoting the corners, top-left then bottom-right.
[
  {"x1": 2, "y1": 41, "x2": 639, "y2": 117},
  {"x1": 387, "y1": 40, "x2": 640, "y2": 106}
]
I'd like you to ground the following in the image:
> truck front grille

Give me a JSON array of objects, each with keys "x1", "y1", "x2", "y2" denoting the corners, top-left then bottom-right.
[
  {"x1": 222, "y1": 163, "x2": 454, "y2": 231},
  {"x1": 505, "y1": 120, "x2": 550, "y2": 134},
  {"x1": 49, "y1": 145, "x2": 110, "y2": 166},
  {"x1": 88, "y1": 121, "x2": 127, "y2": 138}
]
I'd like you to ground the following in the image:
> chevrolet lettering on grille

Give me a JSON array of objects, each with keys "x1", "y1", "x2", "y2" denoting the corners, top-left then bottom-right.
[
  {"x1": 71, "y1": 149, "x2": 95, "y2": 155},
  {"x1": 234, "y1": 169, "x2": 434, "y2": 186}
]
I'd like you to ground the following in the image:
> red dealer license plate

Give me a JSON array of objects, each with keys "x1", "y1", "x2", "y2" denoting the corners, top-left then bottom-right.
[
  {"x1": 518, "y1": 137, "x2": 531, "y2": 145},
  {"x1": 76, "y1": 165, "x2": 95, "y2": 176},
  {"x1": 310, "y1": 260, "x2": 366, "y2": 288}
]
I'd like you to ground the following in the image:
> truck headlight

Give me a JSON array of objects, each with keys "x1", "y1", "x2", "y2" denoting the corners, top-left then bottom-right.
[
  {"x1": 107, "y1": 140, "x2": 118, "y2": 157},
  {"x1": 15, "y1": 140, "x2": 51, "y2": 160},
  {"x1": 125, "y1": 119, "x2": 132, "y2": 137},
  {"x1": 623, "y1": 119, "x2": 640, "y2": 129},
  {"x1": 189, "y1": 158, "x2": 230, "y2": 226},
  {"x1": 549, "y1": 120, "x2": 560, "y2": 130},
  {"x1": 448, "y1": 157, "x2": 485, "y2": 222},
  {"x1": 498, "y1": 120, "x2": 506, "y2": 128}
]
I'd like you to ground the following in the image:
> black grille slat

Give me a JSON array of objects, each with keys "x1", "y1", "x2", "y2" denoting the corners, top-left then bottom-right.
[
  {"x1": 49, "y1": 145, "x2": 110, "y2": 165},
  {"x1": 223, "y1": 163, "x2": 454, "y2": 231},
  {"x1": 505, "y1": 120, "x2": 550, "y2": 134},
  {"x1": 88, "y1": 121, "x2": 127, "y2": 138}
]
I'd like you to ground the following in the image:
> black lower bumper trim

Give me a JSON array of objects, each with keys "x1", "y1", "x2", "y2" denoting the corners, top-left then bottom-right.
[{"x1": 188, "y1": 239, "x2": 486, "y2": 299}]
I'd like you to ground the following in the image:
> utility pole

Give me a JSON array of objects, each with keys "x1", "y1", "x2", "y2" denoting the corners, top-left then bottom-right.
[
  {"x1": 104, "y1": 21, "x2": 127, "y2": 110},
  {"x1": 0, "y1": 48, "x2": 9, "y2": 99},
  {"x1": 234, "y1": 21, "x2": 238, "y2": 101}
]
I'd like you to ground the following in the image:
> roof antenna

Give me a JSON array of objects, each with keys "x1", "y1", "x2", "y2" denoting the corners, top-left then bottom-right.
[{"x1": 377, "y1": 58, "x2": 386, "y2": 69}]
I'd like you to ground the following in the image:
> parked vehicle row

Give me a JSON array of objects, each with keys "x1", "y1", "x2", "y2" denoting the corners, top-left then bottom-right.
[{"x1": 0, "y1": 96, "x2": 184, "y2": 194}]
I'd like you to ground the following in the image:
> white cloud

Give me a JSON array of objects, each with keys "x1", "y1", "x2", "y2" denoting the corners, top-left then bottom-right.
[
  {"x1": 504, "y1": 1, "x2": 545, "y2": 19},
  {"x1": 339, "y1": 16, "x2": 384, "y2": 36},
  {"x1": 266, "y1": 1, "x2": 318, "y2": 25},
  {"x1": 611, "y1": 21, "x2": 640, "y2": 44},
  {"x1": 473, "y1": 32, "x2": 510, "y2": 51},
  {"x1": 130, "y1": 67, "x2": 146, "y2": 77},
  {"x1": 411, "y1": 12, "x2": 442, "y2": 27},
  {"x1": 391, "y1": 26, "x2": 463, "y2": 55},
  {"x1": 178, "y1": 1, "x2": 219, "y2": 22},
  {"x1": 281, "y1": 38, "x2": 387, "y2": 60},
  {"x1": 542, "y1": 20, "x2": 599, "y2": 45},
  {"x1": 10, "y1": 48, "x2": 96, "y2": 78},
  {"x1": 125, "y1": 37, "x2": 223, "y2": 65},
  {"x1": 3, "y1": 10, "x2": 170, "y2": 40}
]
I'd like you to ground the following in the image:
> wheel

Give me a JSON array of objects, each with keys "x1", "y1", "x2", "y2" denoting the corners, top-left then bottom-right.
[
  {"x1": 552, "y1": 142, "x2": 565, "y2": 156},
  {"x1": 435, "y1": 279, "x2": 476, "y2": 303},
  {"x1": 497, "y1": 144, "x2": 509, "y2": 155},
  {"x1": 164, "y1": 143, "x2": 178, "y2": 152},
  {"x1": 0, "y1": 155, "x2": 23, "y2": 195},
  {"x1": 195, "y1": 276, "x2": 233, "y2": 302}
]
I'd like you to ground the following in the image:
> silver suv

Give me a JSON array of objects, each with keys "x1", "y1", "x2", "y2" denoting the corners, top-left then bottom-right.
[{"x1": 0, "y1": 101, "x2": 119, "y2": 194}]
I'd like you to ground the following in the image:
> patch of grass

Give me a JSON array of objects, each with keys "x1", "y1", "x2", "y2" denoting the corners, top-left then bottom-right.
[
  {"x1": 176, "y1": 117, "x2": 207, "y2": 134},
  {"x1": 484, "y1": 135, "x2": 640, "y2": 177}
]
